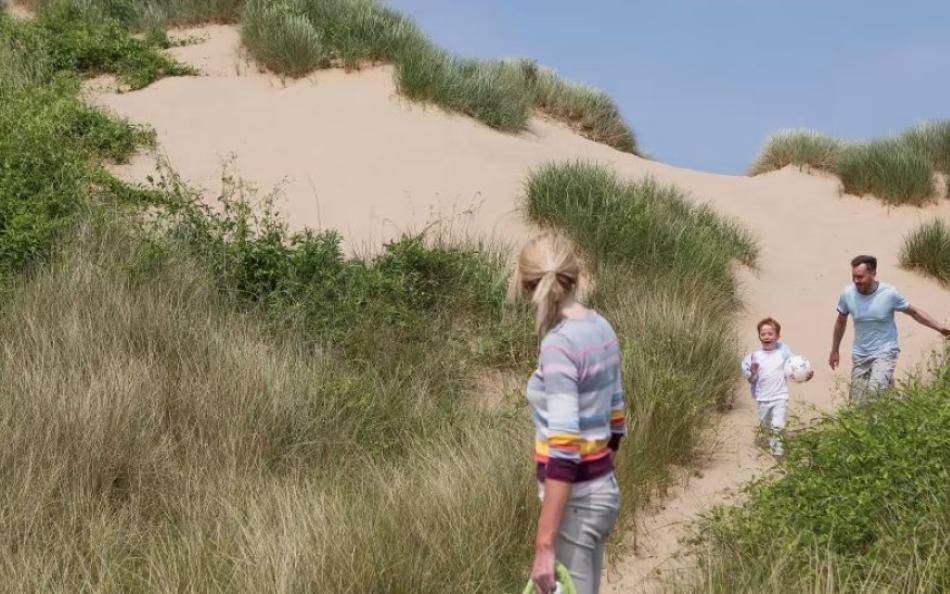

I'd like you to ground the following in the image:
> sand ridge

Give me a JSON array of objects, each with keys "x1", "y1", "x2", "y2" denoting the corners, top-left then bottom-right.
[{"x1": 90, "y1": 25, "x2": 950, "y2": 593}]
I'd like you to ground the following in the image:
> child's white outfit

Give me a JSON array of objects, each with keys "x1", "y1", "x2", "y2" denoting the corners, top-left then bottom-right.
[{"x1": 740, "y1": 342, "x2": 794, "y2": 456}]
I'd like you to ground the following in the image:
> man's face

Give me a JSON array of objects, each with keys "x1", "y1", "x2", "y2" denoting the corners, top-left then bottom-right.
[{"x1": 852, "y1": 264, "x2": 876, "y2": 294}]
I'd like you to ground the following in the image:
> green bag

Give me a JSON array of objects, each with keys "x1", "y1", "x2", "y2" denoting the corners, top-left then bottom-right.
[{"x1": 521, "y1": 562, "x2": 576, "y2": 594}]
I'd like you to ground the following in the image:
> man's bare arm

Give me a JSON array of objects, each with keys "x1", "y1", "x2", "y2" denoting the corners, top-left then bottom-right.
[
  {"x1": 829, "y1": 313, "x2": 848, "y2": 369},
  {"x1": 903, "y1": 305, "x2": 950, "y2": 337}
]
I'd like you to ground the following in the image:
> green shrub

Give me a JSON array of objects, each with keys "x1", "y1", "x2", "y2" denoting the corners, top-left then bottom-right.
[
  {"x1": 902, "y1": 121, "x2": 950, "y2": 175},
  {"x1": 146, "y1": 167, "x2": 525, "y2": 362},
  {"x1": 33, "y1": 2, "x2": 195, "y2": 89},
  {"x1": 23, "y1": 0, "x2": 243, "y2": 28},
  {"x1": 747, "y1": 129, "x2": 843, "y2": 175},
  {"x1": 0, "y1": 12, "x2": 174, "y2": 281},
  {"x1": 680, "y1": 351, "x2": 950, "y2": 593},
  {"x1": 837, "y1": 139, "x2": 936, "y2": 205},
  {"x1": 900, "y1": 218, "x2": 950, "y2": 286}
]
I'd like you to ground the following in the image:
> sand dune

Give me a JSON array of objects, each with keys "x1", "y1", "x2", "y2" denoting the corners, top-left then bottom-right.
[{"x1": 91, "y1": 25, "x2": 950, "y2": 592}]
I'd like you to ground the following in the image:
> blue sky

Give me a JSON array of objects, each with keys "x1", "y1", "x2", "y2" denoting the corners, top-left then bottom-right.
[{"x1": 386, "y1": 1, "x2": 950, "y2": 174}]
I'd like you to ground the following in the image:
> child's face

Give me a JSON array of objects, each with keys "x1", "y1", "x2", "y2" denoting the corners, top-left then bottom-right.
[{"x1": 758, "y1": 325, "x2": 779, "y2": 350}]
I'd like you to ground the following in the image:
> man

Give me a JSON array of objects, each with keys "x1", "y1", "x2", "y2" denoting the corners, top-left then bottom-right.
[{"x1": 829, "y1": 255, "x2": 950, "y2": 404}]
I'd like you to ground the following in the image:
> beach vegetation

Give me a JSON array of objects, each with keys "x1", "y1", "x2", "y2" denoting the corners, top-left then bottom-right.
[
  {"x1": 750, "y1": 122, "x2": 950, "y2": 206},
  {"x1": 900, "y1": 218, "x2": 950, "y2": 286},
  {"x1": 671, "y1": 350, "x2": 950, "y2": 593}
]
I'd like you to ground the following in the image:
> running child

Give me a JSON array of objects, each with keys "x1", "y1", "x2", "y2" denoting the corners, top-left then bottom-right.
[{"x1": 740, "y1": 317, "x2": 812, "y2": 459}]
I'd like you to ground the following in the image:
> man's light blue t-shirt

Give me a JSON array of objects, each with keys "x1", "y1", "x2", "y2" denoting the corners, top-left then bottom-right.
[{"x1": 836, "y1": 282, "x2": 910, "y2": 357}]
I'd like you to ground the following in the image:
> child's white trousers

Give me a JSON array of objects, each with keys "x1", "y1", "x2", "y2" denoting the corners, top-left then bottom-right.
[{"x1": 756, "y1": 398, "x2": 787, "y2": 456}]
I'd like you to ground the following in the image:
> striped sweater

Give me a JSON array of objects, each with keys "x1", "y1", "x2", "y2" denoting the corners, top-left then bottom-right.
[{"x1": 527, "y1": 312, "x2": 626, "y2": 483}]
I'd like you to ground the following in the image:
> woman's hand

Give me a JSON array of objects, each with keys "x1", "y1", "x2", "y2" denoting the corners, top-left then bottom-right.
[{"x1": 531, "y1": 547, "x2": 557, "y2": 594}]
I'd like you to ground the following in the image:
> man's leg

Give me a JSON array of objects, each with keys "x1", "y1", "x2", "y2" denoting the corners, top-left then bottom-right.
[
  {"x1": 867, "y1": 350, "x2": 899, "y2": 398},
  {"x1": 849, "y1": 355, "x2": 874, "y2": 405}
]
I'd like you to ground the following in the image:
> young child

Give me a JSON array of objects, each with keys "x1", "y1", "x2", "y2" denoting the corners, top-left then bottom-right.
[{"x1": 740, "y1": 317, "x2": 812, "y2": 459}]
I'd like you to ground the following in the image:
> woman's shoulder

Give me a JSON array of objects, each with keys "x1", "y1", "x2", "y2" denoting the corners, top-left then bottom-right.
[{"x1": 544, "y1": 311, "x2": 617, "y2": 349}]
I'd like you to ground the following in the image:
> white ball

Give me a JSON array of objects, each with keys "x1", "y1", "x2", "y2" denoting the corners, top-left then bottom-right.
[{"x1": 784, "y1": 355, "x2": 812, "y2": 383}]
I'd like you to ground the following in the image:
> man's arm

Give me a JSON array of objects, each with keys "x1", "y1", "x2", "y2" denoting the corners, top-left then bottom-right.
[
  {"x1": 902, "y1": 304, "x2": 950, "y2": 337},
  {"x1": 829, "y1": 313, "x2": 848, "y2": 369}
]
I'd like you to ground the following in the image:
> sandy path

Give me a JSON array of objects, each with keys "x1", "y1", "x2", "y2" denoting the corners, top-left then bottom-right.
[{"x1": 91, "y1": 26, "x2": 950, "y2": 593}]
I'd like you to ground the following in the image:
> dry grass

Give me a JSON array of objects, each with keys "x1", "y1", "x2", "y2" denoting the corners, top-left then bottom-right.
[{"x1": 0, "y1": 214, "x2": 539, "y2": 592}]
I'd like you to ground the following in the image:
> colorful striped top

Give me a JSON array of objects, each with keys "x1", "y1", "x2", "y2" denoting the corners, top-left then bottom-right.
[{"x1": 527, "y1": 311, "x2": 626, "y2": 484}]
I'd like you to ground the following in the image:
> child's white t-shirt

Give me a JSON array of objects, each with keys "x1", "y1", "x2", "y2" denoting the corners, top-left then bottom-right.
[{"x1": 741, "y1": 343, "x2": 793, "y2": 402}]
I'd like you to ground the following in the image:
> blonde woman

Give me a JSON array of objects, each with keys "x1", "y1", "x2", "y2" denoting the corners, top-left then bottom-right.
[{"x1": 511, "y1": 232, "x2": 625, "y2": 594}]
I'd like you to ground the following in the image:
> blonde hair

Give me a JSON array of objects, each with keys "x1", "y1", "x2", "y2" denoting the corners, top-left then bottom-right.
[{"x1": 508, "y1": 231, "x2": 589, "y2": 337}]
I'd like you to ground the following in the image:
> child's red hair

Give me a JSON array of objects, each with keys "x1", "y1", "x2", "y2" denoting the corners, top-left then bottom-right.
[{"x1": 756, "y1": 317, "x2": 781, "y2": 335}]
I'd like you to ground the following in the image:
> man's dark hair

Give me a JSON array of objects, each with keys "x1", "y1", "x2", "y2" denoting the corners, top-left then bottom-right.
[{"x1": 851, "y1": 255, "x2": 877, "y2": 271}]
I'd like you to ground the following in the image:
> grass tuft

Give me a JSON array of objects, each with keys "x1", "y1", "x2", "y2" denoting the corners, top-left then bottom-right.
[
  {"x1": 525, "y1": 161, "x2": 757, "y2": 288},
  {"x1": 241, "y1": 0, "x2": 323, "y2": 77},
  {"x1": 900, "y1": 218, "x2": 950, "y2": 286},
  {"x1": 750, "y1": 123, "x2": 950, "y2": 206},
  {"x1": 902, "y1": 121, "x2": 950, "y2": 175},
  {"x1": 836, "y1": 139, "x2": 935, "y2": 206},
  {"x1": 747, "y1": 129, "x2": 842, "y2": 175}
]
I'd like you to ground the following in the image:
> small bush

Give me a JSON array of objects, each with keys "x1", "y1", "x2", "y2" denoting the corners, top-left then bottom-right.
[
  {"x1": 747, "y1": 129, "x2": 842, "y2": 175},
  {"x1": 680, "y1": 350, "x2": 950, "y2": 593},
  {"x1": 0, "y1": 12, "x2": 172, "y2": 280},
  {"x1": 35, "y1": 2, "x2": 195, "y2": 89},
  {"x1": 24, "y1": 0, "x2": 243, "y2": 28},
  {"x1": 900, "y1": 218, "x2": 950, "y2": 286},
  {"x1": 147, "y1": 167, "x2": 526, "y2": 362},
  {"x1": 902, "y1": 121, "x2": 950, "y2": 175},
  {"x1": 837, "y1": 139, "x2": 936, "y2": 205}
]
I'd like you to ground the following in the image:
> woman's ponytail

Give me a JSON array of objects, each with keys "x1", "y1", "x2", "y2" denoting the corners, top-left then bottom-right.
[{"x1": 509, "y1": 232, "x2": 587, "y2": 337}]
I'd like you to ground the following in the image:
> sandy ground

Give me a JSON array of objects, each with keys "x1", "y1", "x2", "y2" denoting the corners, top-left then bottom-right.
[
  {"x1": 4, "y1": 1, "x2": 33, "y2": 19},
  {"x1": 90, "y1": 26, "x2": 950, "y2": 593}
]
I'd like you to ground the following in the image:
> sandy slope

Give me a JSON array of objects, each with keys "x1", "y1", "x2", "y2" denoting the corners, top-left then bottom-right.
[{"x1": 91, "y1": 26, "x2": 950, "y2": 593}]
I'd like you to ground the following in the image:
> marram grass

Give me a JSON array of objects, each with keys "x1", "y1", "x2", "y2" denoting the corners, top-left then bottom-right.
[
  {"x1": 900, "y1": 218, "x2": 950, "y2": 286},
  {"x1": 747, "y1": 129, "x2": 843, "y2": 175},
  {"x1": 750, "y1": 122, "x2": 950, "y2": 206},
  {"x1": 239, "y1": 0, "x2": 638, "y2": 152}
]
